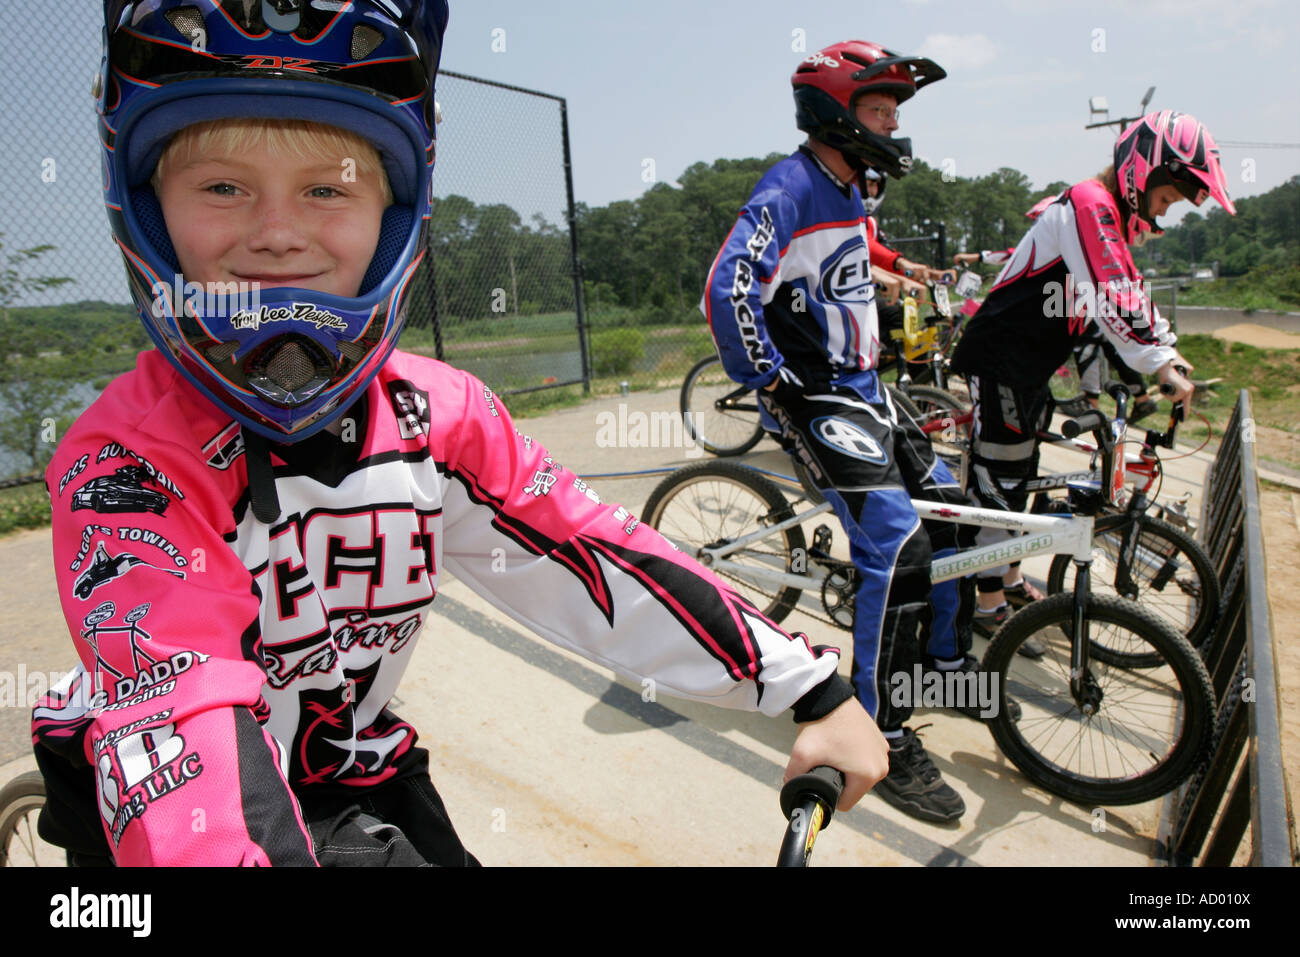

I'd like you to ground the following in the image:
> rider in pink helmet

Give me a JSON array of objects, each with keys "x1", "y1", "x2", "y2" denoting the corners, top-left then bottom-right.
[
  {"x1": 949, "y1": 108, "x2": 1234, "y2": 634},
  {"x1": 1114, "y1": 110, "x2": 1236, "y2": 245}
]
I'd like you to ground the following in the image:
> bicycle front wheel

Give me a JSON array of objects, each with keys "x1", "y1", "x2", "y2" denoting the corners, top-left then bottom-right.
[
  {"x1": 643, "y1": 461, "x2": 806, "y2": 622},
  {"x1": 983, "y1": 593, "x2": 1214, "y2": 806},
  {"x1": 1047, "y1": 514, "x2": 1220, "y2": 667},
  {"x1": 680, "y1": 356, "x2": 765, "y2": 457},
  {"x1": 0, "y1": 771, "x2": 61, "y2": 867}
]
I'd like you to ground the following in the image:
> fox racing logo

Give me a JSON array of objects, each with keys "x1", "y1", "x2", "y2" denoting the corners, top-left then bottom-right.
[{"x1": 998, "y1": 386, "x2": 1023, "y2": 434}]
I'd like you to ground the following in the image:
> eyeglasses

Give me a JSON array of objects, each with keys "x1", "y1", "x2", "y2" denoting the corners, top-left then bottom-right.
[{"x1": 861, "y1": 104, "x2": 901, "y2": 121}]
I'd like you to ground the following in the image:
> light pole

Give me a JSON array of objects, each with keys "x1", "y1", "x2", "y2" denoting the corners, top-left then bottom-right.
[{"x1": 1085, "y1": 86, "x2": 1155, "y2": 135}]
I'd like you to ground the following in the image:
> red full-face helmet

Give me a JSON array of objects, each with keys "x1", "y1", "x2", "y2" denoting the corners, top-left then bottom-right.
[{"x1": 792, "y1": 40, "x2": 945, "y2": 178}]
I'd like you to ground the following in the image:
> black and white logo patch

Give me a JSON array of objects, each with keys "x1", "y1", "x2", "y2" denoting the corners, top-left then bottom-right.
[
  {"x1": 71, "y1": 466, "x2": 171, "y2": 516},
  {"x1": 202, "y1": 421, "x2": 245, "y2": 470},
  {"x1": 819, "y1": 241, "x2": 874, "y2": 304},
  {"x1": 388, "y1": 380, "x2": 430, "y2": 439},
  {"x1": 811, "y1": 417, "x2": 887, "y2": 464}
]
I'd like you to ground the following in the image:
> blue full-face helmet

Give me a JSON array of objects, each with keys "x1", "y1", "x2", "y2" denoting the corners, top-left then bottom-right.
[{"x1": 98, "y1": 0, "x2": 448, "y2": 442}]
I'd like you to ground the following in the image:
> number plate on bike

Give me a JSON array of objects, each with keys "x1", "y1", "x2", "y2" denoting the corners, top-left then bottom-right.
[{"x1": 1107, "y1": 420, "x2": 1127, "y2": 504}]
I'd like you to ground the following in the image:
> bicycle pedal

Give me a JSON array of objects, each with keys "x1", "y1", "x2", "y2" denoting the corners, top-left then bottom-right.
[{"x1": 812, "y1": 525, "x2": 834, "y2": 553}]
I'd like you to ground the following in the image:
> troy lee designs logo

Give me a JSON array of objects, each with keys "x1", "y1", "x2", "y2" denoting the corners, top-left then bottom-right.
[{"x1": 230, "y1": 303, "x2": 348, "y2": 332}]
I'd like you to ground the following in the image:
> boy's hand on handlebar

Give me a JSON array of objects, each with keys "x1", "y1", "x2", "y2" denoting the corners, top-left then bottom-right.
[
  {"x1": 929, "y1": 267, "x2": 958, "y2": 285},
  {"x1": 786, "y1": 698, "x2": 889, "y2": 811},
  {"x1": 1156, "y1": 360, "x2": 1194, "y2": 416},
  {"x1": 953, "y1": 252, "x2": 980, "y2": 266},
  {"x1": 873, "y1": 268, "x2": 903, "y2": 305}
]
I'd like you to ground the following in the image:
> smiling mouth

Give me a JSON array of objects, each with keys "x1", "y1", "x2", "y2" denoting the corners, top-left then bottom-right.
[{"x1": 237, "y1": 275, "x2": 322, "y2": 285}]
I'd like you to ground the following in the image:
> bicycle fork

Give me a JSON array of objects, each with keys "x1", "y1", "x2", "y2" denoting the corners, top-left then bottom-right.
[{"x1": 1069, "y1": 560, "x2": 1103, "y2": 714}]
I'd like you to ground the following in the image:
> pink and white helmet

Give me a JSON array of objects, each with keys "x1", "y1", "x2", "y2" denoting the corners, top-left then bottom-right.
[{"x1": 1114, "y1": 110, "x2": 1236, "y2": 243}]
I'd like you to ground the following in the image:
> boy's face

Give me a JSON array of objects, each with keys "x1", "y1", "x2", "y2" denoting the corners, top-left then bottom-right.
[
  {"x1": 157, "y1": 137, "x2": 387, "y2": 298},
  {"x1": 854, "y1": 92, "x2": 901, "y2": 136}
]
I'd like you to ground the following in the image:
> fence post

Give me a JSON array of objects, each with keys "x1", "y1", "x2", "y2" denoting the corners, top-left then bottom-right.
[{"x1": 559, "y1": 99, "x2": 591, "y2": 395}]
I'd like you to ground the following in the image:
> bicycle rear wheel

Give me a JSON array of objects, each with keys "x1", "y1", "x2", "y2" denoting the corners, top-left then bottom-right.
[
  {"x1": 680, "y1": 356, "x2": 765, "y2": 457},
  {"x1": 893, "y1": 384, "x2": 969, "y2": 478},
  {"x1": 643, "y1": 461, "x2": 805, "y2": 622},
  {"x1": 983, "y1": 593, "x2": 1214, "y2": 806},
  {"x1": 1047, "y1": 514, "x2": 1220, "y2": 667},
  {"x1": 0, "y1": 771, "x2": 61, "y2": 867}
]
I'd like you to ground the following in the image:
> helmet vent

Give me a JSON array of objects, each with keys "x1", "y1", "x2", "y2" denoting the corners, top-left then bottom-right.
[
  {"x1": 164, "y1": 6, "x2": 206, "y2": 46},
  {"x1": 206, "y1": 341, "x2": 240, "y2": 365},
  {"x1": 351, "y1": 24, "x2": 384, "y2": 60},
  {"x1": 337, "y1": 340, "x2": 367, "y2": 363},
  {"x1": 266, "y1": 341, "x2": 318, "y2": 392}
]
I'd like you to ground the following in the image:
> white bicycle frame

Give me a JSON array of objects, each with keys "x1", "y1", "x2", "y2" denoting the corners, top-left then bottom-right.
[{"x1": 697, "y1": 492, "x2": 1096, "y2": 593}]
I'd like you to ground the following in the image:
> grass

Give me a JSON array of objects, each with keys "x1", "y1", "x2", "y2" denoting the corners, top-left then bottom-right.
[
  {"x1": 0, "y1": 482, "x2": 51, "y2": 538},
  {"x1": 1174, "y1": 335, "x2": 1300, "y2": 471}
]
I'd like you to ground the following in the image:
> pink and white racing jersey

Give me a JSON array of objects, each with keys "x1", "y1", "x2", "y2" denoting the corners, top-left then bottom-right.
[
  {"x1": 34, "y1": 349, "x2": 844, "y2": 865},
  {"x1": 950, "y1": 180, "x2": 1176, "y2": 389}
]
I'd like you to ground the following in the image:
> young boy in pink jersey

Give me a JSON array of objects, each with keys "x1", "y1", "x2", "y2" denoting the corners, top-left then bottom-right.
[{"x1": 32, "y1": 0, "x2": 886, "y2": 866}]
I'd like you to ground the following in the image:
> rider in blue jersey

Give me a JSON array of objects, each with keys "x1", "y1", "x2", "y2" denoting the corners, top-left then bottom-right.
[{"x1": 702, "y1": 40, "x2": 984, "y2": 823}]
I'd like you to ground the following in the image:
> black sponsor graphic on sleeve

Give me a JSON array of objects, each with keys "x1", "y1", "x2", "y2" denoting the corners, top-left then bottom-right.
[
  {"x1": 113, "y1": 526, "x2": 189, "y2": 567},
  {"x1": 92, "y1": 720, "x2": 204, "y2": 846},
  {"x1": 70, "y1": 524, "x2": 114, "y2": 571},
  {"x1": 71, "y1": 466, "x2": 172, "y2": 516},
  {"x1": 388, "y1": 380, "x2": 430, "y2": 439},
  {"x1": 202, "y1": 421, "x2": 245, "y2": 470},
  {"x1": 57, "y1": 453, "x2": 90, "y2": 496},
  {"x1": 95, "y1": 443, "x2": 186, "y2": 499},
  {"x1": 72, "y1": 541, "x2": 186, "y2": 600}
]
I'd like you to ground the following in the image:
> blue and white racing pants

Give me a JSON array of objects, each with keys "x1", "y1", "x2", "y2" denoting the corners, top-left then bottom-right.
[{"x1": 759, "y1": 370, "x2": 974, "y2": 731}]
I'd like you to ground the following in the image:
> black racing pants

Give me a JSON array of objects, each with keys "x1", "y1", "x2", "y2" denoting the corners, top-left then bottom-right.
[{"x1": 965, "y1": 374, "x2": 1053, "y2": 591}]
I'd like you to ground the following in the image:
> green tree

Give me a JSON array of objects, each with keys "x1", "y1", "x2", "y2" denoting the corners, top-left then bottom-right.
[{"x1": 0, "y1": 236, "x2": 78, "y2": 476}]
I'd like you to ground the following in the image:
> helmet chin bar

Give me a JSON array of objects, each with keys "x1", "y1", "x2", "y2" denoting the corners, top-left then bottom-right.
[{"x1": 244, "y1": 335, "x2": 337, "y2": 406}]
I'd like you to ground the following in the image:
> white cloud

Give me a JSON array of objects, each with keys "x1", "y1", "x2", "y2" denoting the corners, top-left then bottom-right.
[{"x1": 917, "y1": 33, "x2": 999, "y2": 72}]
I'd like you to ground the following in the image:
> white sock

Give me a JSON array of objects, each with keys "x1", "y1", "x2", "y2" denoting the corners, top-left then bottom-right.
[{"x1": 975, "y1": 601, "x2": 1008, "y2": 616}]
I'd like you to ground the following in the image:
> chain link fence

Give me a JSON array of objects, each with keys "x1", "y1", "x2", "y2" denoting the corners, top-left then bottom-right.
[{"x1": 406, "y1": 70, "x2": 588, "y2": 397}]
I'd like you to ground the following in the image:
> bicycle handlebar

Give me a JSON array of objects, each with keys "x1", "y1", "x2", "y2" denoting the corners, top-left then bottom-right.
[
  {"x1": 776, "y1": 765, "x2": 845, "y2": 867},
  {"x1": 1060, "y1": 409, "x2": 1108, "y2": 439}
]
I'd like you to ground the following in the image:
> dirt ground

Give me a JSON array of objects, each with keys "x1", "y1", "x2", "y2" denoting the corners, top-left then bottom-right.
[
  {"x1": 1259, "y1": 488, "x2": 1300, "y2": 838},
  {"x1": 1213, "y1": 322, "x2": 1300, "y2": 350}
]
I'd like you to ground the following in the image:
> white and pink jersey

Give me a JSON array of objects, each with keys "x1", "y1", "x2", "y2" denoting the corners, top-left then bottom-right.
[
  {"x1": 34, "y1": 349, "x2": 843, "y2": 865},
  {"x1": 951, "y1": 180, "x2": 1176, "y2": 389}
]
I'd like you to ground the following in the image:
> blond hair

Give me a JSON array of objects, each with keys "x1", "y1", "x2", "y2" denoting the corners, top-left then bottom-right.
[
  {"x1": 151, "y1": 118, "x2": 392, "y2": 204},
  {"x1": 1095, "y1": 164, "x2": 1118, "y2": 196}
]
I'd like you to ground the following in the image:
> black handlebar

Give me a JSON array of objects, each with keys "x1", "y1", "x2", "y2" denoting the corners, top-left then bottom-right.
[{"x1": 776, "y1": 765, "x2": 845, "y2": 867}]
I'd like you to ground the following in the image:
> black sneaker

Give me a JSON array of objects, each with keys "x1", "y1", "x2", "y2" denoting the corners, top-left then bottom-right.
[
  {"x1": 923, "y1": 655, "x2": 1022, "y2": 722},
  {"x1": 1130, "y1": 396, "x2": 1159, "y2": 423},
  {"x1": 975, "y1": 602, "x2": 1045, "y2": 659},
  {"x1": 971, "y1": 603, "x2": 1009, "y2": 638},
  {"x1": 874, "y1": 727, "x2": 965, "y2": 823}
]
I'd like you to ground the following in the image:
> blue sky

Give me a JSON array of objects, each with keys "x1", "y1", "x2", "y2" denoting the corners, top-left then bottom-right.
[{"x1": 3, "y1": 0, "x2": 1297, "y2": 305}]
